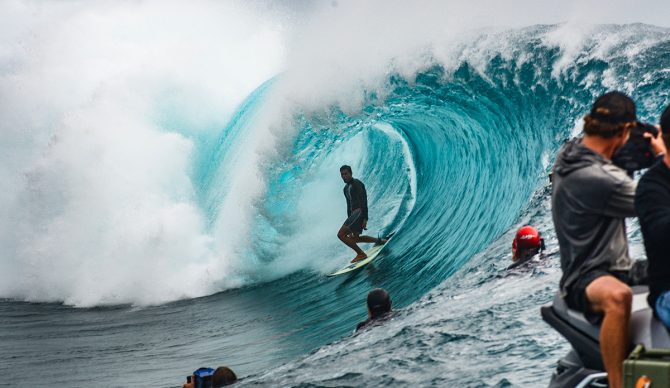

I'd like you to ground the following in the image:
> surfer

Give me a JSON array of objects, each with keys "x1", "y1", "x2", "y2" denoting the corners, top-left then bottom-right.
[
  {"x1": 508, "y1": 225, "x2": 544, "y2": 269},
  {"x1": 338, "y1": 165, "x2": 386, "y2": 263},
  {"x1": 355, "y1": 288, "x2": 393, "y2": 332}
]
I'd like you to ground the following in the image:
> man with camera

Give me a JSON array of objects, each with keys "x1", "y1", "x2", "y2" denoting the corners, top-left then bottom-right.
[
  {"x1": 551, "y1": 91, "x2": 665, "y2": 388},
  {"x1": 636, "y1": 105, "x2": 670, "y2": 330}
]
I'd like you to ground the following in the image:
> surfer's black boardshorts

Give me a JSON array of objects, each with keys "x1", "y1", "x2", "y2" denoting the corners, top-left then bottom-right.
[{"x1": 343, "y1": 209, "x2": 364, "y2": 235}]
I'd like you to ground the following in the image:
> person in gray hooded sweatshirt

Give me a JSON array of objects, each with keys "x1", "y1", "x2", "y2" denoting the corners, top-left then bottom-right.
[{"x1": 551, "y1": 91, "x2": 665, "y2": 388}]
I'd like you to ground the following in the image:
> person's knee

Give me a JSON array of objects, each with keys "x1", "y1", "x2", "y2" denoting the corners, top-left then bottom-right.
[
  {"x1": 603, "y1": 286, "x2": 632, "y2": 316},
  {"x1": 337, "y1": 229, "x2": 347, "y2": 240}
]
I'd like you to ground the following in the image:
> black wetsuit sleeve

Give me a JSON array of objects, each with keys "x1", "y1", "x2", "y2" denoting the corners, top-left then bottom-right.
[
  {"x1": 344, "y1": 185, "x2": 352, "y2": 217},
  {"x1": 352, "y1": 180, "x2": 368, "y2": 219}
]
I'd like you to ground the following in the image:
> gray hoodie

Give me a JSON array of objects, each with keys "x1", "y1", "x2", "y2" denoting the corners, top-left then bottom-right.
[{"x1": 551, "y1": 139, "x2": 636, "y2": 295}]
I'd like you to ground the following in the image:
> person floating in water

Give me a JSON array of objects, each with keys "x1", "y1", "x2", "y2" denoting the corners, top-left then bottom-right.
[
  {"x1": 355, "y1": 288, "x2": 393, "y2": 332},
  {"x1": 511, "y1": 225, "x2": 545, "y2": 263},
  {"x1": 182, "y1": 366, "x2": 237, "y2": 388},
  {"x1": 337, "y1": 165, "x2": 386, "y2": 263}
]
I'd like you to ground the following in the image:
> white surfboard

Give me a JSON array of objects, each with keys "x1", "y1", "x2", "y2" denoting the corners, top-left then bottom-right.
[{"x1": 327, "y1": 242, "x2": 388, "y2": 277}]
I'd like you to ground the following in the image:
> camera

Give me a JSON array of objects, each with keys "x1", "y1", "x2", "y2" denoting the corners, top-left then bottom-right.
[{"x1": 612, "y1": 121, "x2": 659, "y2": 174}]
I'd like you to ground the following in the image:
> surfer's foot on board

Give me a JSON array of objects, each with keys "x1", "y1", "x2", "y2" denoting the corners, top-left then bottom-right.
[{"x1": 351, "y1": 252, "x2": 367, "y2": 263}]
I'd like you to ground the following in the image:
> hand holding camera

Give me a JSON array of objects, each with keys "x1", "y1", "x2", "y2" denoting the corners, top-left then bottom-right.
[
  {"x1": 613, "y1": 121, "x2": 665, "y2": 173},
  {"x1": 645, "y1": 124, "x2": 667, "y2": 157}
]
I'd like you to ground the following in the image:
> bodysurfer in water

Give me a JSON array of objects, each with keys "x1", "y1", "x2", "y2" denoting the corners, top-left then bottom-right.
[
  {"x1": 355, "y1": 288, "x2": 393, "y2": 332},
  {"x1": 337, "y1": 165, "x2": 386, "y2": 263},
  {"x1": 507, "y1": 225, "x2": 545, "y2": 270}
]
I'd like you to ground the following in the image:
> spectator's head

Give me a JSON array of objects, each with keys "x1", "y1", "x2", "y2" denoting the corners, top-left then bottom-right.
[
  {"x1": 213, "y1": 366, "x2": 237, "y2": 387},
  {"x1": 512, "y1": 225, "x2": 543, "y2": 261},
  {"x1": 583, "y1": 91, "x2": 637, "y2": 140},
  {"x1": 660, "y1": 104, "x2": 670, "y2": 150},
  {"x1": 367, "y1": 288, "x2": 391, "y2": 319}
]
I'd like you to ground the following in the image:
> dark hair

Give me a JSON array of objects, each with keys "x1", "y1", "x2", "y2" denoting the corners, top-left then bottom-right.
[
  {"x1": 367, "y1": 288, "x2": 391, "y2": 318},
  {"x1": 661, "y1": 104, "x2": 670, "y2": 151},
  {"x1": 213, "y1": 366, "x2": 237, "y2": 387},
  {"x1": 583, "y1": 91, "x2": 637, "y2": 138},
  {"x1": 340, "y1": 165, "x2": 352, "y2": 173}
]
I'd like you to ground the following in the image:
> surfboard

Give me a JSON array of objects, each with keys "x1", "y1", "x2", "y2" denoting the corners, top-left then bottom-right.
[{"x1": 327, "y1": 236, "x2": 393, "y2": 277}]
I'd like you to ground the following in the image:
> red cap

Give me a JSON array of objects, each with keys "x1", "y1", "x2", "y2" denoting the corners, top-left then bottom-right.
[{"x1": 513, "y1": 225, "x2": 542, "y2": 251}]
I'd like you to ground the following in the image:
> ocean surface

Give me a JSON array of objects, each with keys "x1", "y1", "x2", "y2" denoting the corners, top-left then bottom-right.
[{"x1": 2, "y1": 3, "x2": 670, "y2": 386}]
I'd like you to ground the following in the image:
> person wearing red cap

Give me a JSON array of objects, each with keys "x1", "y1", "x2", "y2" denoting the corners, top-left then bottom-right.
[{"x1": 511, "y1": 225, "x2": 544, "y2": 264}]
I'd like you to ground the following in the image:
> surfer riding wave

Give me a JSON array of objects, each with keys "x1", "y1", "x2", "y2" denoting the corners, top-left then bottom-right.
[{"x1": 337, "y1": 165, "x2": 387, "y2": 263}]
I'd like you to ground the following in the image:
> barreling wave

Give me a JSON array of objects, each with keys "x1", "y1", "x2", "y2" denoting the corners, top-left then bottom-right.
[
  {"x1": 3, "y1": 22, "x2": 670, "y2": 309},
  {"x1": 218, "y1": 23, "x2": 670, "y2": 301},
  {"x1": 3, "y1": 19, "x2": 670, "y2": 386},
  {"x1": 233, "y1": 23, "x2": 670, "y2": 386}
]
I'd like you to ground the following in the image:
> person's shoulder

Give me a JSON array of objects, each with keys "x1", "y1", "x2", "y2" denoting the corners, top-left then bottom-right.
[
  {"x1": 571, "y1": 159, "x2": 632, "y2": 195},
  {"x1": 357, "y1": 313, "x2": 394, "y2": 331},
  {"x1": 638, "y1": 161, "x2": 670, "y2": 193},
  {"x1": 355, "y1": 319, "x2": 370, "y2": 332},
  {"x1": 599, "y1": 163, "x2": 633, "y2": 185},
  {"x1": 638, "y1": 164, "x2": 659, "y2": 187},
  {"x1": 642, "y1": 160, "x2": 669, "y2": 182},
  {"x1": 564, "y1": 161, "x2": 624, "y2": 192}
]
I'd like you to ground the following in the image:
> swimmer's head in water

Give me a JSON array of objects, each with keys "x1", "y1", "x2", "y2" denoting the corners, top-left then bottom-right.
[
  {"x1": 513, "y1": 225, "x2": 543, "y2": 260},
  {"x1": 213, "y1": 366, "x2": 237, "y2": 387},
  {"x1": 367, "y1": 288, "x2": 391, "y2": 318}
]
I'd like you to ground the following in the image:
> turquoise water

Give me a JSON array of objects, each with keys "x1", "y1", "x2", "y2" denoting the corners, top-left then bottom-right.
[{"x1": 2, "y1": 23, "x2": 670, "y2": 386}]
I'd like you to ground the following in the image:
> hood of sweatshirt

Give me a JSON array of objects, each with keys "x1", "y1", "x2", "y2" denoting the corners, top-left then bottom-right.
[{"x1": 554, "y1": 139, "x2": 609, "y2": 177}]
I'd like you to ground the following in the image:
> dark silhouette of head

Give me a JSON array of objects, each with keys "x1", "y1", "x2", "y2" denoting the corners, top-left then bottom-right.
[
  {"x1": 367, "y1": 288, "x2": 391, "y2": 319},
  {"x1": 213, "y1": 366, "x2": 237, "y2": 387}
]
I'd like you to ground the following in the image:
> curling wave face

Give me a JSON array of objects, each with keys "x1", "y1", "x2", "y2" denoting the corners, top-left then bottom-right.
[{"x1": 236, "y1": 25, "x2": 670, "y2": 386}]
